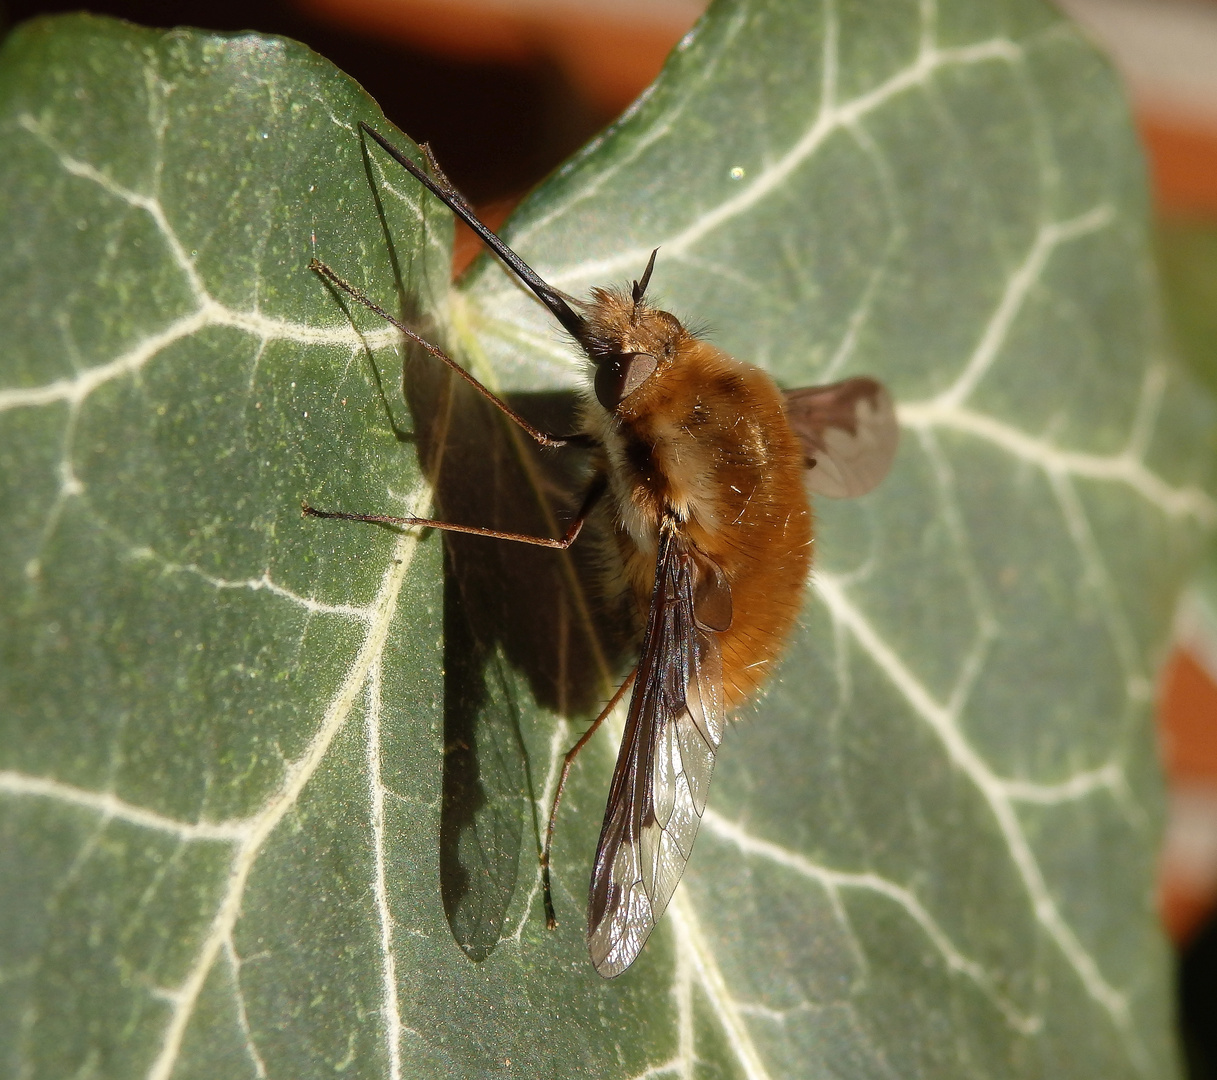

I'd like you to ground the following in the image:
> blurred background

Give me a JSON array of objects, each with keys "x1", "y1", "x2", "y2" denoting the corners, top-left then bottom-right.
[
  {"x1": 3, "y1": 0, "x2": 1216, "y2": 1070},
  {"x1": 1051, "y1": 4, "x2": 1217, "y2": 1074}
]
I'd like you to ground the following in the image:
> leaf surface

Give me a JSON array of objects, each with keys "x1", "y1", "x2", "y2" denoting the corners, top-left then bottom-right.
[{"x1": 1, "y1": 5, "x2": 1214, "y2": 1078}]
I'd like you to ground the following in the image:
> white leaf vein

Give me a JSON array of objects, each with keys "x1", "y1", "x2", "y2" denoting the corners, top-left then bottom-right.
[
  {"x1": 143, "y1": 485, "x2": 428, "y2": 1080},
  {"x1": 812, "y1": 571, "x2": 1143, "y2": 1064}
]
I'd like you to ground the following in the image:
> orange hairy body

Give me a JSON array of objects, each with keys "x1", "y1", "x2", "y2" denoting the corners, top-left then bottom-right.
[{"x1": 581, "y1": 296, "x2": 813, "y2": 708}]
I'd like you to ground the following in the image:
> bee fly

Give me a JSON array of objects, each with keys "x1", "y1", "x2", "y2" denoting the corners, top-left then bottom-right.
[{"x1": 304, "y1": 123, "x2": 899, "y2": 978}]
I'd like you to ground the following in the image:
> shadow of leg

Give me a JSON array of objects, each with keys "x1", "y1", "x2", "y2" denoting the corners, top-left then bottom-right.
[{"x1": 404, "y1": 342, "x2": 632, "y2": 960}]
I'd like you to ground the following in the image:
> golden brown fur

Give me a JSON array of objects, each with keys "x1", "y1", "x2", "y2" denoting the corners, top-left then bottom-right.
[{"x1": 579, "y1": 290, "x2": 812, "y2": 707}]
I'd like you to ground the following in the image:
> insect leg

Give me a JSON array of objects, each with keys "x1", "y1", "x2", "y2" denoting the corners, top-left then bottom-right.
[
  {"x1": 302, "y1": 471, "x2": 607, "y2": 550},
  {"x1": 541, "y1": 667, "x2": 637, "y2": 930},
  {"x1": 310, "y1": 258, "x2": 572, "y2": 449}
]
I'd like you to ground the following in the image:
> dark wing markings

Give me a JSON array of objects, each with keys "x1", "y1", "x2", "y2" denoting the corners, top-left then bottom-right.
[
  {"x1": 586, "y1": 519, "x2": 726, "y2": 977},
  {"x1": 783, "y1": 376, "x2": 899, "y2": 498}
]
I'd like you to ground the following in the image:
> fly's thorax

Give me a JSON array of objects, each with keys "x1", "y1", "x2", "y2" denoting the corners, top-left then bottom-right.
[{"x1": 586, "y1": 335, "x2": 800, "y2": 513}]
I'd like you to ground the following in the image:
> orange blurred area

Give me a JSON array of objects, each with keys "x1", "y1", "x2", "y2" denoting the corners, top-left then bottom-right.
[
  {"x1": 294, "y1": 0, "x2": 1217, "y2": 943},
  {"x1": 1159, "y1": 648, "x2": 1217, "y2": 943},
  {"x1": 1162, "y1": 650, "x2": 1217, "y2": 781},
  {"x1": 1140, "y1": 112, "x2": 1217, "y2": 216},
  {"x1": 1140, "y1": 99, "x2": 1217, "y2": 944}
]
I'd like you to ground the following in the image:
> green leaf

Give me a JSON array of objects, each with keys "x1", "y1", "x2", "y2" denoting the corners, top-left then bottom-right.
[{"x1": 1, "y1": 4, "x2": 1213, "y2": 1078}]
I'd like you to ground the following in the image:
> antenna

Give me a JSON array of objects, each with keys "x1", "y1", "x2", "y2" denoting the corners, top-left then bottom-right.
[{"x1": 632, "y1": 248, "x2": 660, "y2": 306}]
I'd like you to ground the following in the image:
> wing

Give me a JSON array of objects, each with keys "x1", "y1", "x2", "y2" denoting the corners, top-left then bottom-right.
[
  {"x1": 783, "y1": 376, "x2": 899, "y2": 497},
  {"x1": 586, "y1": 519, "x2": 727, "y2": 978}
]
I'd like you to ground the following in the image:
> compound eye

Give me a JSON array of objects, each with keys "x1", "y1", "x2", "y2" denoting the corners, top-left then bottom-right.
[{"x1": 594, "y1": 352, "x2": 658, "y2": 411}]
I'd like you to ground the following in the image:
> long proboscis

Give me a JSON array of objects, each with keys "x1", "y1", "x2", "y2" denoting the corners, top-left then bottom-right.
[{"x1": 358, "y1": 122, "x2": 586, "y2": 341}]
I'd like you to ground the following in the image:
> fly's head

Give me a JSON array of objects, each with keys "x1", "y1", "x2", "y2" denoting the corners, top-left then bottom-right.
[{"x1": 578, "y1": 250, "x2": 687, "y2": 418}]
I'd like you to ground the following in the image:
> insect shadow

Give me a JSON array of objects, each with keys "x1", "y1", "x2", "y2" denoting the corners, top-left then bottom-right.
[
  {"x1": 349, "y1": 141, "x2": 632, "y2": 962},
  {"x1": 409, "y1": 348, "x2": 630, "y2": 962}
]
